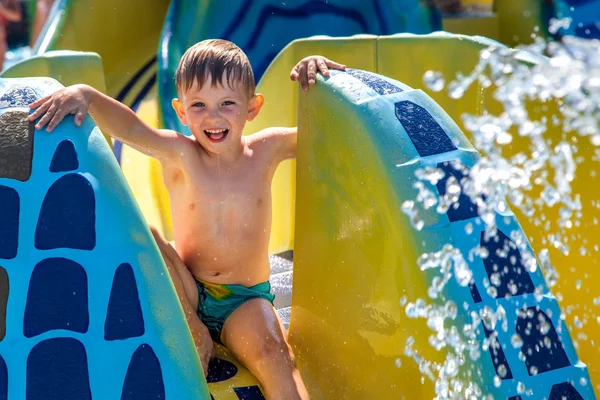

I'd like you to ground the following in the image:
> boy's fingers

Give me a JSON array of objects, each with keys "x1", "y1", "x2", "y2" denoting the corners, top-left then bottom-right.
[
  {"x1": 317, "y1": 59, "x2": 330, "y2": 76},
  {"x1": 29, "y1": 95, "x2": 51, "y2": 109},
  {"x1": 297, "y1": 62, "x2": 308, "y2": 91},
  {"x1": 307, "y1": 59, "x2": 317, "y2": 85},
  {"x1": 325, "y1": 58, "x2": 346, "y2": 70},
  {"x1": 289, "y1": 68, "x2": 299, "y2": 82},
  {"x1": 47, "y1": 109, "x2": 66, "y2": 132},
  {"x1": 28, "y1": 100, "x2": 51, "y2": 120},
  {"x1": 75, "y1": 111, "x2": 85, "y2": 126},
  {"x1": 35, "y1": 109, "x2": 54, "y2": 129}
]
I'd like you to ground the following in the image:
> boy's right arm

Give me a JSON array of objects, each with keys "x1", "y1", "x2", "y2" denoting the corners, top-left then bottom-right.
[{"x1": 28, "y1": 84, "x2": 183, "y2": 162}]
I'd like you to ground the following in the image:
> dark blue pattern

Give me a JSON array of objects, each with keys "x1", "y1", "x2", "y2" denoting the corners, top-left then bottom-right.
[
  {"x1": 483, "y1": 325, "x2": 513, "y2": 380},
  {"x1": 0, "y1": 267, "x2": 7, "y2": 341},
  {"x1": 115, "y1": 57, "x2": 157, "y2": 103},
  {"x1": 121, "y1": 344, "x2": 165, "y2": 400},
  {"x1": 549, "y1": 382, "x2": 584, "y2": 399},
  {"x1": 395, "y1": 101, "x2": 457, "y2": 157},
  {"x1": 131, "y1": 75, "x2": 157, "y2": 113},
  {"x1": 562, "y1": 0, "x2": 597, "y2": 5},
  {"x1": 104, "y1": 263, "x2": 145, "y2": 341},
  {"x1": 468, "y1": 280, "x2": 482, "y2": 303},
  {"x1": 113, "y1": 57, "x2": 157, "y2": 164},
  {"x1": 207, "y1": 358, "x2": 238, "y2": 383},
  {"x1": 24, "y1": 258, "x2": 89, "y2": 338},
  {"x1": 0, "y1": 355, "x2": 6, "y2": 400},
  {"x1": 27, "y1": 338, "x2": 91, "y2": 400},
  {"x1": 220, "y1": 0, "x2": 253, "y2": 41},
  {"x1": 233, "y1": 385, "x2": 266, "y2": 399},
  {"x1": 346, "y1": 69, "x2": 403, "y2": 95},
  {"x1": 516, "y1": 307, "x2": 570, "y2": 374},
  {"x1": 245, "y1": 2, "x2": 369, "y2": 51},
  {"x1": 0, "y1": 186, "x2": 19, "y2": 259},
  {"x1": 436, "y1": 161, "x2": 479, "y2": 222},
  {"x1": 35, "y1": 174, "x2": 96, "y2": 250},
  {"x1": 50, "y1": 140, "x2": 79, "y2": 172},
  {"x1": 575, "y1": 23, "x2": 600, "y2": 39},
  {"x1": 480, "y1": 230, "x2": 534, "y2": 298},
  {"x1": 0, "y1": 86, "x2": 39, "y2": 108},
  {"x1": 373, "y1": 0, "x2": 388, "y2": 34}
]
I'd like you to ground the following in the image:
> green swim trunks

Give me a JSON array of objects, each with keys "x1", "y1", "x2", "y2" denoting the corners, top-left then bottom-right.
[{"x1": 195, "y1": 278, "x2": 275, "y2": 344}]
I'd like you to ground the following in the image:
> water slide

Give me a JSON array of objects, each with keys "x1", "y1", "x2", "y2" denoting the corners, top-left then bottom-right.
[{"x1": 0, "y1": 0, "x2": 598, "y2": 398}]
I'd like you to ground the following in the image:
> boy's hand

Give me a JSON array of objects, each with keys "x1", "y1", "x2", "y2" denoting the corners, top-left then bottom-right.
[
  {"x1": 28, "y1": 84, "x2": 91, "y2": 132},
  {"x1": 290, "y1": 55, "x2": 346, "y2": 92},
  {"x1": 199, "y1": 339, "x2": 216, "y2": 377}
]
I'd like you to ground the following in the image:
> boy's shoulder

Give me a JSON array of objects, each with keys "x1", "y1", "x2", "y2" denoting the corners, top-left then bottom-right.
[
  {"x1": 246, "y1": 127, "x2": 296, "y2": 161},
  {"x1": 246, "y1": 127, "x2": 296, "y2": 143}
]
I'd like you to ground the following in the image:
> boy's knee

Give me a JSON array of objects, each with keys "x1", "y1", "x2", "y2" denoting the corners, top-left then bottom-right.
[{"x1": 254, "y1": 334, "x2": 295, "y2": 365}]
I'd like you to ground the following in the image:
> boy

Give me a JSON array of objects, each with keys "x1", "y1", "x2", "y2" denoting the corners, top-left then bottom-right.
[{"x1": 28, "y1": 39, "x2": 345, "y2": 399}]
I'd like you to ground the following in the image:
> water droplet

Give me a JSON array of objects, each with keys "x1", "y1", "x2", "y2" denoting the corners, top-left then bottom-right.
[
  {"x1": 423, "y1": 70, "x2": 445, "y2": 92},
  {"x1": 465, "y1": 222, "x2": 473, "y2": 234},
  {"x1": 511, "y1": 334, "x2": 523, "y2": 348},
  {"x1": 448, "y1": 81, "x2": 466, "y2": 99},
  {"x1": 497, "y1": 364, "x2": 508, "y2": 378},
  {"x1": 529, "y1": 366, "x2": 538, "y2": 375},
  {"x1": 493, "y1": 376, "x2": 501, "y2": 387}
]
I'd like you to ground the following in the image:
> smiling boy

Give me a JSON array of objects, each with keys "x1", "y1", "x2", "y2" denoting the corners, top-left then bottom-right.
[{"x1": 28, "y1": 39, "x2": 345, "y2": 399}]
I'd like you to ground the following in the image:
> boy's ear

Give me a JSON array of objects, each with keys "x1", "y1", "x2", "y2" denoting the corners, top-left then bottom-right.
[
  {"x1": 247, "y1": 93, "x2": 264, "y2": 122},
  {"x1": 171, "y1": 98, "x2": 187, "y2": 126}
]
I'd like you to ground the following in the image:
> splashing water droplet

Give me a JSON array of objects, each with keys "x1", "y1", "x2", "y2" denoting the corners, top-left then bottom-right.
[
  {"x1": 511, "y1": 333, "x2": 524, "y2": 348},
  {"x1": 497, "y1": 364, "x2": 508, "y2": 378},
  {"x1": 423, "y1": 70, "x2": 445, "y2": 92}
]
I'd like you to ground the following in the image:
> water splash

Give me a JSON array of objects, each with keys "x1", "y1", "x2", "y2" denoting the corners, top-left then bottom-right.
[{"x1": 400, "y1": 31, "x2": 600, "y2": 398}]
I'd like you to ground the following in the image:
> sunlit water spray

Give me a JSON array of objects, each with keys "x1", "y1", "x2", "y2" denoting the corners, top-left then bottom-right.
[{"x1": 401, "y1": 20, "x2": 599, "y2": 398}]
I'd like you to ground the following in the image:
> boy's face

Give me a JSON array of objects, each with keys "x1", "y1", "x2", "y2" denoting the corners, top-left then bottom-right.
[{"x1": 172, "y1": 73, "x2": 263, "y2": 155}]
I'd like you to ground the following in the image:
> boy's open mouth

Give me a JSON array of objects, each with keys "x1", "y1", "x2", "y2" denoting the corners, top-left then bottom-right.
[{"x1": 204, "y1": 128, "x2": 229, "y2": 142}]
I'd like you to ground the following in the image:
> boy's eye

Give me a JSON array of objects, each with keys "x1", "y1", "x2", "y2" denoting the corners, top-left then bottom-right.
[
  {"x1": 192, "y1": 102, "x2": 205, "y2": 107},
  {"x1": 222, "y1": 101, "x2": 235, "y2": 106}
]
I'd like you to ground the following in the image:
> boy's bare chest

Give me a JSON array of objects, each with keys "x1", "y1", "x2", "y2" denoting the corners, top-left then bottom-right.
[{"x1": 166, "y1": 155, "x2": 274, "y2": 242}]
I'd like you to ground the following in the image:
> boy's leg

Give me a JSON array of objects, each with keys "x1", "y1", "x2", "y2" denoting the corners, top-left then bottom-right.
[
  {"x1": 221, "y1": 299, "x2": 309, "y2": 400},
  {"x1": 149, "y1": 226, "x2": 215, "y2": 374}
]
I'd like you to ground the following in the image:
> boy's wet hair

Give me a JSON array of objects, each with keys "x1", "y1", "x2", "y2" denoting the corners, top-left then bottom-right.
[{"x1": 176, "y1": 39, "x2": 255, "y2": 99}]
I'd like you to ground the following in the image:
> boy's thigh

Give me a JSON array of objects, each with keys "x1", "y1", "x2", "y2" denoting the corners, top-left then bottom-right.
[
  {"x1": 150, "y1": 226, "x2": 199, "y2": 309},
  {"x1": 221, "y1": 298, "x2": 289, "y2": 360}
]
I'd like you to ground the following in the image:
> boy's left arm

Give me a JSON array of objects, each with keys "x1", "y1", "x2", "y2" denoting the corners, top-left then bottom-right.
[{"x1": 264, "y1": 56, "x2": 346, "y2": 161}]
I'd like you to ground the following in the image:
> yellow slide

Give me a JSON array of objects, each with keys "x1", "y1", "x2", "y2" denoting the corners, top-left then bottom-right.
[{"x1": 2, "y1": 0, "x2": 597, "y2": 396}]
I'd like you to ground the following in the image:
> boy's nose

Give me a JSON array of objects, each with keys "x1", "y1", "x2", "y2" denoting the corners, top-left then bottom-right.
[{"x1": 207, "y1": 109, "x2": 221, "y2": 119}]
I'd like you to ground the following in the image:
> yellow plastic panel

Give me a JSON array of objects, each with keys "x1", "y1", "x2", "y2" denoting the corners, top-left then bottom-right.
[
  {"x1": 443, "y1": 15, "x2": 500, "y2": 40},
  {"x1": 37, "y1": 0, "x2": 170, "y2": 99},
  {"x1": 494, "y1": 0, "x2": 545, "y2": 46},
  {"x1": 291, "y1": 74, "x2": 463, "y2": 398},
  {"x1": 1, "y1": 50, "x2": 106, "y2": 93},
  {"x1": 245, "y1": 35, "x2": 378, "y2": 253}
]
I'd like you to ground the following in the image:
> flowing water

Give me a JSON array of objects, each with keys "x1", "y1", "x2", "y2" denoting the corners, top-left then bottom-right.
[{"x1": 402, "y1": 21, "x2": 600, "y2": 398}]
